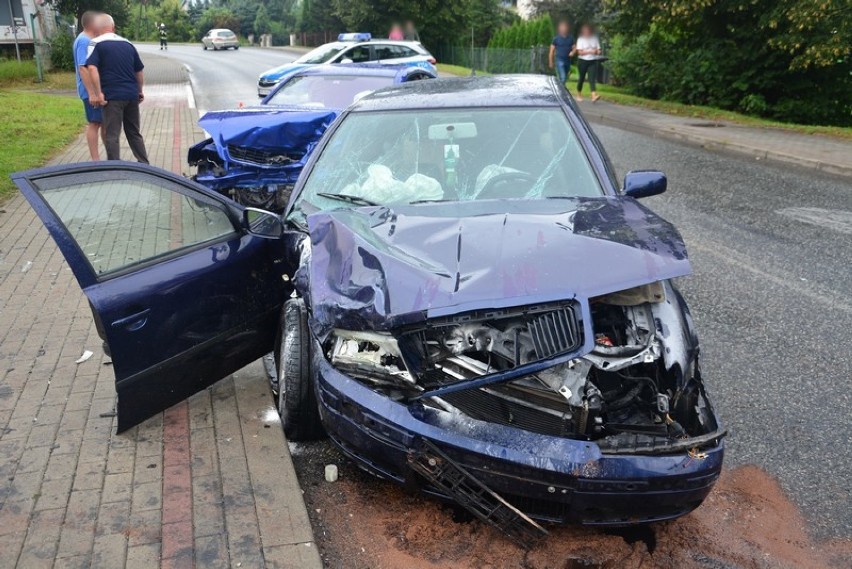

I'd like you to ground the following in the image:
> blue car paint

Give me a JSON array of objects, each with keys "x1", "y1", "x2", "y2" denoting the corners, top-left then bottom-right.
[
  {"x1": 260, "y1": 63, "x2": 437, "y2": 106},
  {"x1": 303, "y1": 198, "x2": 690, "y2": 340},
  {"x1": 10, "y1": 161, "x2": 292, "y2": 431},
  {"x1": 190, "y1": 64, "x2": 436, "y2": 204},
  {"x1": 259, "y1": 59, "x2": 437, "y2": 90},
  {"x1": 12, "y1": 75, "x2": 724, "y2": 527},
  {"x1": 198, "y1": 107, "x2": 338, "y2": 167},
  {"x1": 314, "y1": 349, "x2": 723, "y2": 524}
]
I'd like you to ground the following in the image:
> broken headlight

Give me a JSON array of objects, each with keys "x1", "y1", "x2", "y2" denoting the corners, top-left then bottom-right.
[{"x1": 329, "y1": 330, "x2": 415, "y2": 386}]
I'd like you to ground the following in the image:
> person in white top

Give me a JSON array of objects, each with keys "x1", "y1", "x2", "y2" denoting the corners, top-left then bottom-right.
[{"x1": 576, "y1": 24, "x2": 601, "y2": 102}]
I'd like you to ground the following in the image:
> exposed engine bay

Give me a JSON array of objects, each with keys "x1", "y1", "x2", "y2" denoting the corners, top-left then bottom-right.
[
  {"x1": 188, "y1": 140, "x2": 295, "y2": 211},
  {"x1": 327, "y1": 281, "x2": 719, "y2": 453}
]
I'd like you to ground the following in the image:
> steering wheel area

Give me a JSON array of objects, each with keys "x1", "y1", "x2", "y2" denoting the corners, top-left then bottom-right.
[{"x1": 476, "y1": 171, "x2": 537, "y2": 200}]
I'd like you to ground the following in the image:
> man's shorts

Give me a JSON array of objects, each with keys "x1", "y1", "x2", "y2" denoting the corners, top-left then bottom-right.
[{"x1": 83, "y1": 99, "x2": 103, "y2": 123}]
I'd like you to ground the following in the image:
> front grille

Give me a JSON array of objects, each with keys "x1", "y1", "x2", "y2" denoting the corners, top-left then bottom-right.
[
  {"x1": 227, "y1": 145, "x2": 303, "y2": 166},
  {"x1": 529, "y1": 307, "x2": 581, "y2": 358}
]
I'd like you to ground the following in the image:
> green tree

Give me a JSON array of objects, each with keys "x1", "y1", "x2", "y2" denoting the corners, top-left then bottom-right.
[
  {"x1": 253, "y1": 3, "x2": 271, "y2": 36},
  {"x1": 299, "y1": 0, "x2": 341, "y2": 33},
  {"x1": 603, "y1": 0, "x2": 852, "y2": 126},
  {"x1": 197, "y1": 6, "x2": 241, "y2": 35},
  {"x1": 47, "y1": 0, "x2": 129, "y2": 30},
  {"x1": 154, "y1": 0, "x2": 193, "y2": 41}
]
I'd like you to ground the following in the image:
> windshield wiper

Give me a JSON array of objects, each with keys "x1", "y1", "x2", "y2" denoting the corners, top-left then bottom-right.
[
  {"x1": 408, "y1": 198, "x2": 454, "y2": 205},
  {"x1": 317, "y1": 192, "x2": 380, "y2": 207}
]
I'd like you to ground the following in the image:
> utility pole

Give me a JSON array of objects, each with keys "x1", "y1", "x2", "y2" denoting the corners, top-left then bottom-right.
[
  {"x1": 30, "y1": 12, "x2": 43, "y2": 81},
  {"x1": 8, "y1": 0, "x2": 22, "y2": 61}
]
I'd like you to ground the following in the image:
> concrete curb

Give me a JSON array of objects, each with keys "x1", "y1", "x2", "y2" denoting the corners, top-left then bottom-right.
[{"x1": 581, "y1": 108, "x2": 852, "y2": 179}]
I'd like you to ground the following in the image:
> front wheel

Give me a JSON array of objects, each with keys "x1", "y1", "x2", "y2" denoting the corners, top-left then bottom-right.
[
  {"x1": 277, "y1": 298, "x2": 324, "y2": 441},
  {"x1": 202, "y1": 44, "x2": 207, "y2": 50},
  {"x1": 234, "y1": 45, "x2": 239, "y2": 50}
]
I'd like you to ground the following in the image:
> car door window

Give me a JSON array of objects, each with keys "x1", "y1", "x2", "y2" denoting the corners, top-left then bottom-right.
[
  {"x1": 35, "y1": 172, "x2": 235, "y2": 277},
  {"x1": 342, "y1": 45, "x2": 371, "y2": 63},
  {"x1": 374, "y1": 45, "x2": 396, "y2": 60}
]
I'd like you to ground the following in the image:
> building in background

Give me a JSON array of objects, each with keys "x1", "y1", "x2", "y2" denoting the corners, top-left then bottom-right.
[{"x1": 0, "y1": 0, "x2": 56, "y2": 49}]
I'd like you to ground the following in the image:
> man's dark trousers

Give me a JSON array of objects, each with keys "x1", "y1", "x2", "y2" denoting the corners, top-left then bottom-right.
[{"x1": 103, "y1": 99, "x2": 149, "y2": 163}]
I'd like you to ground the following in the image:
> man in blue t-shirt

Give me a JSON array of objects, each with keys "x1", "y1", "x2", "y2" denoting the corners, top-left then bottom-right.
[
  {"x1": 85, "y1": 14, "x2": 149, "y2": 163},
  {"x1": 73, "y1": 10, "x2": 103, "y2": 160},
  {"x1": 548, "y1": 21, "x2": 576, "y2": 88}
]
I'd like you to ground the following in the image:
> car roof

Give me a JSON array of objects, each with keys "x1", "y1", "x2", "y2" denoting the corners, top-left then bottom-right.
[
  {"x1": 320, "y1": 39, "x2": 426, "y2": 50},
  {"x1": 290, "y1": 63, "x2": 432, "y2": 79},
  {"x1": 350, "y1": 75, "x2": 562, "y2": 112}
]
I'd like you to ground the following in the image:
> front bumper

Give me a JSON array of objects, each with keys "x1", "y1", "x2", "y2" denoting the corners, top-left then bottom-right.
[
  {"x1": 257, "y1": 83, "x2": 277, "y2": 97},
  {"x1": 312, "y1": 345, "x2": 724, "y2": 525}
]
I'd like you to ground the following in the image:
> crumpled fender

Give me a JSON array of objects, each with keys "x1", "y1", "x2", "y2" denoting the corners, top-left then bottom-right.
[{"x1": 197, "y1": 107, "x2": 339, "y2": 167}]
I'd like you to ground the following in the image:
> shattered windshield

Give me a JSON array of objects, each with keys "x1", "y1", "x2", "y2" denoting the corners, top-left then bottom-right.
[
  {"x1": 266, "y1": 75, "x2": 395, "y2": 108},
  {"x1": 289, "y1": 107, "x2": 602, "y2": 225},
  {"x1": 296, "y1": 43, "x2": 347, "y2": 64}
]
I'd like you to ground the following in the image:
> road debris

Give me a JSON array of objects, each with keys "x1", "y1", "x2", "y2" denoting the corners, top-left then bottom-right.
[
  {"x1": 325, "y1": 464, "x2": 339, "y2": 482},
  {"x1": 75, "y1": 350, "x2": 94, "y2": 364}
]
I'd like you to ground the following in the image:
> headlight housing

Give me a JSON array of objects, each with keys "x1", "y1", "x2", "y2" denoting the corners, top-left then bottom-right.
[{"x1": 329, "y1": 330, "x2": 414, "y2": 384}]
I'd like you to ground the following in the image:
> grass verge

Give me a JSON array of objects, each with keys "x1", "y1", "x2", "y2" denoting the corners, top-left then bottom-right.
[
  {"x1": 436, "y1": 63, "x2": 490, "y2": 77},
  {"x1": 438, "y1": 64, "x2": 852, "y2": 139},
  {"x1": 0, "y1": 89, "x2": 84, "y2": 202}
]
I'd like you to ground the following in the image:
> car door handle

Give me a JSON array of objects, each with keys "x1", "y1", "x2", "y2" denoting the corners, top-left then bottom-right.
[{"x1": 111, "y1": 308, "x2": 151, "y2": 331}]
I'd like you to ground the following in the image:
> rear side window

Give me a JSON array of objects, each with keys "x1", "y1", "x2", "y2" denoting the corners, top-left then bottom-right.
[
  {"x1": 342, "y1": 45, "x2": 371, "y2": 63},
  {"x1": 375, "y1": 45, "x2": 417, "y2": 59}
]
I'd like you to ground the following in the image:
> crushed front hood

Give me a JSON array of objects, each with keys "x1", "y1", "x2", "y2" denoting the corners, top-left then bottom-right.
[
  {"x1": 198, "y1": 107, "x2": 339, "y2": 166},
  {"x1": 306, "y1": 197, "x2": 691, "y2": 335}
]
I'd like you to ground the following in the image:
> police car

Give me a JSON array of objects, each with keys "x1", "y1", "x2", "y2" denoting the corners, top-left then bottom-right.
[{"x1": 257, "y1": 32, "x2": 437, "y2": 97}]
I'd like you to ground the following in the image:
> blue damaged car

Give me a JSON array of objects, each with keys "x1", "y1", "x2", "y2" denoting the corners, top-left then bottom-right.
[
  {"x1": 12, "y1": 75, "x2": 724, "y2": 542},
  {"x1": 188, "y1": 64, "x2": 436, "y2": 211}
]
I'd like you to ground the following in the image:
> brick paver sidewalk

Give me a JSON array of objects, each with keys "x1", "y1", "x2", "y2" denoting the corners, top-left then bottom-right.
[{"x1": 0, "y1": 54, "x2": 321, "y2": 569}]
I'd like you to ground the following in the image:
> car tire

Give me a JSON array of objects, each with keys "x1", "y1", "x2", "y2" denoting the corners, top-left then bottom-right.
[
  {"x1": 234, "y1": 45, "x2": 239, "y2": 50},
  {"x1": 203, "y1": 44, "x2": 207, "y2": 50},
  {"x1": 277, "y1": 298, "x2": 324, "y2": 441}
]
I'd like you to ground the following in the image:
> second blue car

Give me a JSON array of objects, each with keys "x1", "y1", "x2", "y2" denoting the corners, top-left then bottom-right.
[{"x1": 188, "y1": 64, "x2": 436, "y2": 211}]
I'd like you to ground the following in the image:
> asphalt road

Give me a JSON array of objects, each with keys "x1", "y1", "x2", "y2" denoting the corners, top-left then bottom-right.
[
  {"x1": 136, "y1": 42, "x2": 302, "y2": 112},
  {"x1": 145, "y1": 44, "x2": 852, "y2": 541}
]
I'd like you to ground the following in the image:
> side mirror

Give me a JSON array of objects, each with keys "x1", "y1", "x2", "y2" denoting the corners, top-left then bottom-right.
[
  {"x1": 243, "y1": 207, "x2": 284, "y2": 238},
  {"x1": 623, "y1": 170, "x2": 667, "y2": 199}
]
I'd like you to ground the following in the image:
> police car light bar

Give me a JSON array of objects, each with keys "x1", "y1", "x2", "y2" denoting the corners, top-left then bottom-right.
[{"x1": 338, "y1": 32, "x2": 371, "y2": 42}]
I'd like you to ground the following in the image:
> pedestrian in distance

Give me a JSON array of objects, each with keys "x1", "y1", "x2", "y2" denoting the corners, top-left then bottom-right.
[
  {"x1": 73, "y1": 10, "x2": 104, "y2": 161},
  {"x1": 548, "y1": 20, "x2": 575, "y2": 89},
  {"x1": 403, "y1": 20, "x2": 420, "y2": 42},
  {"x1": 389, "y1": 23, "x2": 404, "y2": 41},
  {"x1": 85, "y1": 14, "x2": 150, "y2": 163},
  {"x1": 158, "y1": 23, "x2": 168, "y2": 50},
  {"x1": 576, "y1": 24, "x2": 602, "y2": 102}
]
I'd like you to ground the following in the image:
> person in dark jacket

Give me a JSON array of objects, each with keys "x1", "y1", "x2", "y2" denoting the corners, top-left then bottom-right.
[
  {"x1": 548, "y1": 21, "x2": 575, "y2": 88},
  {"x1": 85, "y1": 14, "x2": 149, "y2": 163}
]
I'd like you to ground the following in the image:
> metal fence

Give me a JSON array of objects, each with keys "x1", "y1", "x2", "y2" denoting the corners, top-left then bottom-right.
[
  {"x1": 434, "y1": 44, "x2": 551, "y2": 75},
  {"x1": 434, "y1": 44, "x2": 611, "y2": 84}
]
